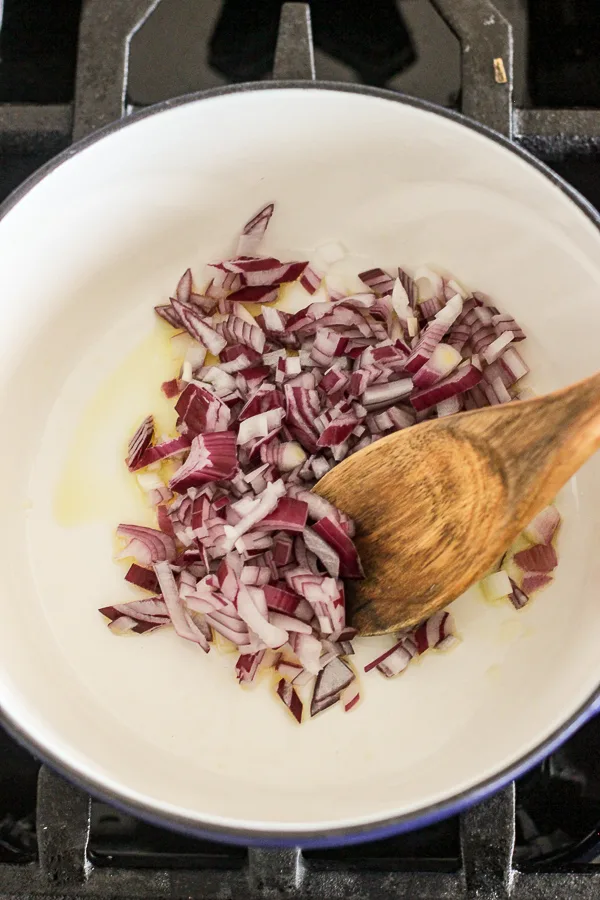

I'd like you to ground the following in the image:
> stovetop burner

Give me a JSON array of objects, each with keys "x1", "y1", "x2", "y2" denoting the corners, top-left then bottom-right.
[{"x1": 1, "y1": 1, "x2": 600, "y2": 897}]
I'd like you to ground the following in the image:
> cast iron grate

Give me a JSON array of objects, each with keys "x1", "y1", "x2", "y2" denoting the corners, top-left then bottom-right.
[{"x1": 0, "y1": 765, "x2": 596, "y2": 898}]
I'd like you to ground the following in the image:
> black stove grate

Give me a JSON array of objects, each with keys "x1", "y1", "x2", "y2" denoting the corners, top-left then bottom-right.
[
  {"x1": 0, "y1": 763, "x2": 596, "y2": 899},
  {"x1": 2, "y1": 2, "x2": 600, "y2": 897}
]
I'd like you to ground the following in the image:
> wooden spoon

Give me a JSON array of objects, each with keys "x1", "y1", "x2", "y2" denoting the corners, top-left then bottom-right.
[{"x1": 313, "y1": 371, "x2": 600, "y2": 636}]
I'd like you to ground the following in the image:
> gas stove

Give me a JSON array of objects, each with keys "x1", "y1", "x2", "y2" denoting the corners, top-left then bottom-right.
[{"x1": 1, "y1": 0, "x2": 600, "y2": 897}]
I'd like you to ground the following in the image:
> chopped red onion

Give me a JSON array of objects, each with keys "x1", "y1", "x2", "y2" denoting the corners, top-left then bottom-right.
[
  {"x1": 316, "y1": 414, "x2": 360, "y2": 447},
  {"x1": 272, "y1": 532, "x2": 293, "y2": 566},
  {"x1": 264, "y1": 584, "x2": 303, "y2": 615},
  {"x1": 508, "y1": 578, "x2": 529, "y2": 610},
  {"x1": 111, "y1": 205, "x2": 550, "y2": 722},
  {"x1": 236, "y1": 582, "x2": 288, "y2": 649},
  {"x1": 106, "y1": 615, "x2": 164, "y2": 635},
  {"x1": 341, "y1": 681, "x2": 360, "y2": 712},
  {"x1": 124, "y1": 563, "x2": 160, "y2": 593},
  {"x1": 312, "y1": 517, "x2": 363, "y2": 578},
  {"x1": 523, "y1": 506, "x2": 561, "y2": 545},
  {"x1": 170, "y1": 432, "x2": 238, "y2": 491},
  {"x1": 397, "y1": 267, "x2": 418, "y2": 308},
  {"x1": 483, "y1": 331, "x2": 514, "y2": 365},
  {"x1": 171, "y1": 300, "x2": 227, "y2": 355},
  {"x1": 413, "y1": 611, "x2": 456, "y2": 653},
  {"x1": 176, "y1": 268, "x2": 193, "y2": 304},
  {"x1": 412, "y1": 343, "x2": 462, "y2": 389},
  {"x1": 303, "y1": 525, "x2": 340, "y2": 578},
  {"x1": 155, "y1": 305, "x2": 182, "y2": 328},
  {"x1": 176, "y1": 384, "x2": 231, "y2": 436},
  {"x1": 436, "y1": 395, "x2": 462, "y2": 417},
  {"x1": 375, "y1": 639, "x2": 417, "y2": 677},
  {"x1": 228, "y1": 285, "x2": 279, "y2": 305},
  {"x1": 162, "y1": 378, "x2": 182, "y2": 399},
  {"x1": 237, "y1": 409, "x2": 285, "y2": 445},
  {"x1": 276, "y1": 678, "x2": 303, "y2": 723},
  {"x1": 100, "y1": 597, "x2": 169, "y2": 626},
  {"x1": 498, "y1": 347, "x2": 529, "y2": 385},
  {"x1": 117, "y1": 524, "x2": 176, "y2": 564},
  {"x1": 269, "y1": 612, "x2": 312, "y2": 634},
  {"x1": 236, "y1": 651, "x2": 265, "y2": 684},
  {"x1": 491, "y1": 377, "x2": 512, "y2": 404},
  {"x1": 277, "y1": 660, "x2": 304, "y2": 680},
  {"x1": 404, "y1": 321, "x2": 451, "y2": 374},
  {"x1": 492, "y1": 313, "x2": 526, "y2": 341},
  {"x1": 126, "y1": 416, "x2": 155, "y2": 470},
  {"x1": 132, "y1": 436, "x2": 191, "y2": 470},
  {"x1": 299, "y1": 265, "x2": 323, "y2": 295},
  {"x1": 154, "y1": 561, "x2": 210, "y2": 651},
  {"x1": 240, "y1": 566, "x2": 271, "y2": 586},
  {"x1": 310, "y1": 657, "x2": 354, "y2": 717},
  {"x1": 514, "y1": 543, "x2": 558, "y2": 574},
  {"x1": 522, "y1": 573, "x2": 553, "y2": 594},
  {"x1": 359, "y1": 268, "x2": 395, "y2": 296},
  {"x1": 288, "y1": 632, "x2": 322, "y2": 675},
  {"x1": 419, "y1": 297, "x2": 444, "y2": 319},
  {"x1": 410, "y1": 363, "x2": 482, "y2": 412},
  {"x1": 321, "y1": 638, "x2": 354, "y2": 658},
  {"x1": 362, "y1": 379, "x2": 413, "y2": 409},
  {"x1": 364, "y1": 639, "x2": 410, "y2": 674},
  {"x1": 189, "y1": 292, "x2": 218, "y2": 316},
  {"x1": 218, "y1": 315, "x2": 266, "y2": 355},
  {"x1": 236, "y1": 203, "x2": 274, "y2": 256},
  {"x1": 257, "y1": 497, "x2": 308, "y2": 532},
  {"x1": 480, "y1": 571, "x2": 512, "y2": 602},
  {"x1": 260, "y1": 439, "x2": 306, "y2": 472}
]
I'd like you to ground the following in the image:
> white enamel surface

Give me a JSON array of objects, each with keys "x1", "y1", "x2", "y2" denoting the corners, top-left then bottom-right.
[{"x1": 1, "y1": 87, "x2": 600, "y2": 837}]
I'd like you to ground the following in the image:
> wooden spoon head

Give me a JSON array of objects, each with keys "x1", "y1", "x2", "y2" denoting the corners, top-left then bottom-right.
[
  {"x1": 313, "y1": 374, "x2": 600, "y2": 636},
  {"x1": 314, "y1": 419, "x2": 510, "y2": 635}
]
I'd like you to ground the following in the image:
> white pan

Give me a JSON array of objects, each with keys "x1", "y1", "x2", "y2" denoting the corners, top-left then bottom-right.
[{"x1": 1, "y1": 81, "x2": 600, "y2": 847}]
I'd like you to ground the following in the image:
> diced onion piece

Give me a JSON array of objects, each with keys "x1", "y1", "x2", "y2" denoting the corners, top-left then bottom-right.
[
  {"x1": 480, "y1": 570, "x2": 512, "y2": 602},
  {"x1": 523, "y1": 506, "x2": 561, "y2": 545},
  {"x1": 483, "y1": 330, "x2": 514, "y2": 364},
  {"x1": 413, "y1": 611, "x2": 456, "y2": 652},
  {"x1": 127, "y1": 416, "x2": 155, "y2": 470},
  {"x1": 514, "y1": 543, "x2": 558, "y2": 573},
  {"x1": 375, "y1": 639, "x2": 417, "y2": 677},
  {"x1": 362, "y1": 379, "x2": 413, "y2": 409},
  {"x1": 276, "y1": 678, "x2": 303, "y2": 723},
  {"x1": 522, "y1": 573, "x2": 553, "y2": 594},
  {"x1": 508, "y1": 578, "x2": 529, "y2": 610},
  {"x1": 410, "y1": 363, "x2": 482, "y2": 412},
  {"x1": 434, "y1": 293, "x2": 463, "y2": 326},
  {"x1": 237, "y1": 203, "x2": 274, "y2": 256},
  {"x1": 341, "y1": 681, "x2": 360, "y2": 712},
  {"x1": 413, "y1": 266, "x2": 443, "y2": 302},
  {"x1": 289, "y1": 632, "x2": 322, "y2": 675},
  {"x1": 116, "y1": 207, "x2": 545, "y2": 724},
  {"x1": 311, "y1": 658, "x2": 354, "y2": 716},
  {"x1": 412, "y1": 343, "x2": 462, "y2": 389},
  {"x1": 436, "y1": 396, "x2": 462, "y2": 417}
]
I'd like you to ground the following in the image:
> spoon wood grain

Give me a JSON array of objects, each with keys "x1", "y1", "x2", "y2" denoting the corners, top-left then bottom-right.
[{"x1": 313, "y1": 371, "x2": 600, "y2": 636}]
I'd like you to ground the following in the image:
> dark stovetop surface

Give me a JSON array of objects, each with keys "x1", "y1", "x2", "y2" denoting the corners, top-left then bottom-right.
[{"x1": 2, "y1": 0, "x2": 600, "y2": 207}]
